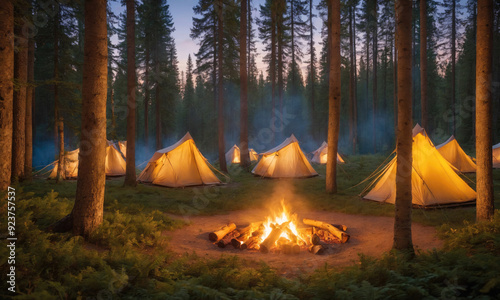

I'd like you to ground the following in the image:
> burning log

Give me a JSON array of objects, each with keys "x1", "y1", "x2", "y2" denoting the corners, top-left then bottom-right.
[
  {"x1": 260, "y1": 225, "x2": 284, "y2": 253},
  {"x1": 241, "y1": 235, "x2": 260, "y2": 250},
  {"x1": 217, "y1": 230, "x2": 239, "y2": 248},
  {"x1": 332, "y1": 224, "x2": 348, "y2": 231},
  {"x1": 303, "y1": 218, "x2": 350, "y2": 243},
  {"x1": 231, "y1": 222, "x2": 262, "y2": 249},
  {"x1": 309, "y1": 244, "x2": 325, "y2": 255},
  {"x1": 282, "y1": 226, "x2": 298, "y2": 244},
  {"x1": 209, "y1": 223, "x2": 236, "y2": 242},
  {"x1": 310, "y1": 233, "x2": 321, "y2": 245}
]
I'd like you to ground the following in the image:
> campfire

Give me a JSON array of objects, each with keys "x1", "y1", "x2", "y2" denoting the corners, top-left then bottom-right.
[{"x1": 208, "y1": 200, "x2": 350, "y2": 255}]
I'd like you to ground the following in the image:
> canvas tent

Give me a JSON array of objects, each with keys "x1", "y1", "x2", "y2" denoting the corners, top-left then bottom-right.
[
  {"x1": 137, "y1": 132, "x2": 221, "y2": 187},
  {"x1": 363, "y1": 128, "x2": 476, "y2": 207},
  {"x1": 225, "y1": 145, "x2": 259, "y2": 164},
  {"x1": 252, "y1": 134, "x2": 318, "y2": 178},
  {"x1": 436, "y1": 135, "x2": 476, "y2": 173},
  {"x1": 311, "y1": 141, "x2": 345, "y2": 164},
  {"x1": 493, "y1": 143, "x2": 500, "y2": 168},
  {"x1": 49, "y1": 141, "x2": 126, "y2": 179}
]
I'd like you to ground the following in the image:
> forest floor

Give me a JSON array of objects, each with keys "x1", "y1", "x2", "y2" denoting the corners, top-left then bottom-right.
[
  {"x1": 166, "y1": 208, "x2": 443, "y2": 276},
  {"x1": 8, "y1": 154, "x2": 500, "y2": 298}
]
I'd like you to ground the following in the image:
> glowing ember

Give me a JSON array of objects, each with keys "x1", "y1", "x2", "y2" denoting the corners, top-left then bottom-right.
[{"x1": 260, "y1": 199, "x2": 307, "y2": 248}]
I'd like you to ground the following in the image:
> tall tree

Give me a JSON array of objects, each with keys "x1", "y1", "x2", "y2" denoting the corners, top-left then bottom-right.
[
  {"x1": 439, "y1": 0, "x2": 461, "y2": 134},
  {"x1": 54, "y1": 10, "x2": 64, "y2": 183},
  {"x1": 393, "y1": 0, "x2": 414, "y2": 254},
  {"x1": 71, "y1": 0, "x2": 108, "y2": 236},
  {"x1": 240, "y1": 0, "x2": 250, "y2": 169},
  {"x1": 420, "y1": 0, "x2": 427, "y2": 130},
  {"x1": 124, "y1": 0, "x2": 136, "y2": 186},
  {"x1": 307, "y1": 0, "x2": 316, "y2": 122},
  {"x1": 372, "y1": 0, "x2": 377, "y2": 153},
  {"x1": 476, "y1": 0, "x2": 494, "y2": 221},
  {"x1": 348, "y1": 3, "x2": 355, "y2": 154},
  {"x1": 216, "y1": 0, "x2": 227, "y2": 173},
  {"x1": 25, "y1": 33, "x2": 34, "y2": 179},
  {"x1": 0, "y1": 1, "x2": 14, "y2": 190},
  {"x1": 326, "y1": 0, "x2": 341, "y2": 194},
  {"x1": 11, "y1": 2, "x2": 28, "y2": 182}
]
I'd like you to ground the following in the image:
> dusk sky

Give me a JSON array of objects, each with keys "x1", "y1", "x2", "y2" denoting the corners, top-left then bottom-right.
[{"x1": 111, "y1": 0, "x2": 325, "y2": 79}]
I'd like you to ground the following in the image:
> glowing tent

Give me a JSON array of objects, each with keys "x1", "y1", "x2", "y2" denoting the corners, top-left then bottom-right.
[
  {"x1": 493, "y1": 143, "x2": 500, "y2": 168},
  {"x1": 436, "y1": 135, "x2": 476, "y2": 173},
  {"x1": 311, "y1": 141, "x2": 345, "y2": 164},
  {"x1": 252, "y1": 135, "x2": 318, "y2": 178},
  {"x1": 363, "y1": 129, "x2": 476, "y2": 207},
  {"x1": 137, "y1": 132, "x2": 221, "y2": 187},
  {"x1": 225, "y1": 145, "x2": 259, "y2": 164},
  {"x1": 49, "y1": 141, "x2": 126, "y2": 179}
]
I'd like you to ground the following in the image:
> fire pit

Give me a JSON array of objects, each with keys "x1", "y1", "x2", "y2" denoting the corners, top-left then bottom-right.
[{"x1": 208, "y1": 200, "x2": 350, "y2": 255}]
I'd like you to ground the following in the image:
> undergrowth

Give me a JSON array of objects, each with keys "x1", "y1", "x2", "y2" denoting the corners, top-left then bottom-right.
[{"x1": 2, "y1": 190, "x2": 500, "y2": 299}]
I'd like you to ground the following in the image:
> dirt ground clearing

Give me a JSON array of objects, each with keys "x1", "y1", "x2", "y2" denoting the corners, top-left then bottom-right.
[{"x1": 166, "y1": 209, "x2": 443, "y2": 275}]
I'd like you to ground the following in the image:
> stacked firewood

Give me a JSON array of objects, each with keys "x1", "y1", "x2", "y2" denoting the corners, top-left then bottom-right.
[{"x1": 208, "y1": 218, "x2": 349, "y2": 255}]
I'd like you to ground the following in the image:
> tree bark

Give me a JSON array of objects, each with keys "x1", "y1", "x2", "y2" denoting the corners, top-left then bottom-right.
[
  {"x1": 309, "y1": 0, "x2": 315, "y2": 118},
  {"x1": 25, "y1": 34, "x2": 34, "y2": 180},
  {"x1": 372, "y1": 0, "x2": 378, "y2": 153},
  {"x1": 71, "y1": 0, "x2": 108, "y2": 237},
  {"x1": 393, "y1": 0, "x2": 414, "y2": 254},
  {"x1": 144, "y1": 45, "x2": 149, "y2": 147},
  {"x1": 475, "y1": 0, "x2": 494, "y2": 221},
  {"x1": 420, "y1": 0, "x2": 427, "y2": 131},
  {"x1": 11, "y1": 4, "x2": 28, "y2": 182},
  {"x1": 124, "y1": 0, "x2": 136, "y2": 186},
  {"x1": 451, "y1": 0, "x2": 456, "y2": 135},
  {"x1": 349, "y1": 5, "x2": 355, "y2": 154},
  {"x1": 155, "y1": 60, "x2": 161, "y2": 150},
  {"x1": 0, "y1": 1, "x2": 14, "y2": 190},
  {"x1": 217, "y1": 0, "x2": 227, "y2": 173},
  {"x1": 240, "y1": 0, "x2": 250, "y2": 169},
  {"x1": 54, "y1": 11, "x2": 64, "y2": 183},
  {"x1": 326, "y1": 0, "x2": 341, "y2": 194}
]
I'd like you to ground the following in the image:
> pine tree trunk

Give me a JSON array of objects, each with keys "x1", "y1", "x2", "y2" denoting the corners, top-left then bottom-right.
[
  {"x1": 309, "y1": 0, "x2": 315, "y2": 118},
  {"x1": 353, "y1": 5, "x2": 357, "y2": 153},
  {"x1": 349, "y1": 5, "x2": 355, "y2": 154},
  {"x1": 393, "y1": 44, "x2": 397, "y2": 133},
  {"x1": 277, "y1": 14, "x2": 284, "y2": 132},
  {"x1": 271, "y1": 7, "x2": 276, "y2": 141},
  {"x1": 54, "y1": 11, "x2": 64, "y2": 183},
  {"x1": 0, "y1": 1, "x2": 14, "y2": 190},
  {"x1": 144, "y1": 46, "x2": 149, "y2": 147},
  {"x1": 476, "y1": 0, "x2": 494, "y2": 221},
  {"x1": 372, "y1": 0, "x2": 378, "y2": 153},
  {"x1": 326, "y1": 0, "x2": 341, "y2": 194},
  {"x1": 451, "y1": 0, "x2": 456, "y2": 135},
  {"x1": 420, "y1": 0, "x2": 427, "y2": 131},
  {"x1": 71, "y1": 0, "x2": 108, "y2": 237},
  {"x1": 124, "y1": 0, "x2": 136, "y2": 186},
  {"x1": 155, "y1": 75, "x2": 161, "y2": 150},
  {"x1": 240, "y1": 0, "x2": 250, "y2": 169},
  {"x1": 217, "y1": 0, "x2": 227, "y2": 173},
  {"x1": 11, "y1": 5, "x2": 28, "y2": 182},
  {"x1": 25, "y1": 35, "x2": 34, "y2": 180},
  {"x1": 393, "y1": 0, "x2": 414, "y2": 254}
]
